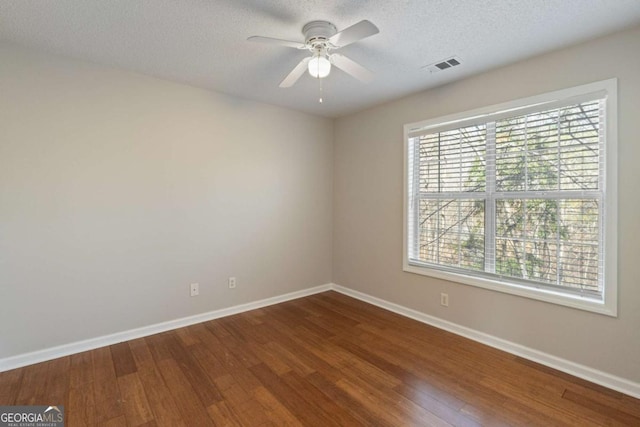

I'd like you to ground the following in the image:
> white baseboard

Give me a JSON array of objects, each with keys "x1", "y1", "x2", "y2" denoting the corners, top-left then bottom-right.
[
  {"x1": 330, "y1": 283, "x2": 640, "y2": 399},
  {"x1": 0, "y1": 283, "x2": 332, "y2": 372},
  {"x1": 3, "y1": 282, "x2": 638, "y2": 400}
]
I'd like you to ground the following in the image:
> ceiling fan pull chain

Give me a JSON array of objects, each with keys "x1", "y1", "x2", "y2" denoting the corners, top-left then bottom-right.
[{"x1": 318, "y1": 75, "x2": 323, "y2": 103}]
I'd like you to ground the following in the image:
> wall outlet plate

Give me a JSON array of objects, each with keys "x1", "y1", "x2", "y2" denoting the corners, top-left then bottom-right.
[
  {"x1": 190, "y1": 283, "x2": 199, "y2": 297},
  {"x1": 440, "y1": 293, "x2": 449, "y2": 307}
]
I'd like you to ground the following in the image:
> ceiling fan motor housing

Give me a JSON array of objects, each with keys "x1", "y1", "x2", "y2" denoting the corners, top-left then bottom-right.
[{"x1": 302, "y1": 21, "x2": 337, "y2": 46}]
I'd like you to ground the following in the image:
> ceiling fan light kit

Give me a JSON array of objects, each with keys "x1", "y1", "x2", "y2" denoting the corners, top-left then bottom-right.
[
  {"x1": 308, "y1": 53, "x2": 331, "y2": 78},
  {"x1": 248, "y1": 19, "x2": 379, "y2": 92}
]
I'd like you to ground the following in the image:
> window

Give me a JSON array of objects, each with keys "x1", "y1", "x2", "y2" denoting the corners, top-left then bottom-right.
[{"x1": 404, "y1": 79, "x2": 617, "y2": 316}]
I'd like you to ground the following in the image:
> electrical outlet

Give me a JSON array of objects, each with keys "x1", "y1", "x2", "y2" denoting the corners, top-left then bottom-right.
[
  {"x1": 228, "y1": 277, "x2": 236, "y2": 289},
  {"x1": 440, "y1": 293, "x2": 449, "y2": 307},
  {"x1": 190, "y1": 283, "x2": 199, "y2": 297}
]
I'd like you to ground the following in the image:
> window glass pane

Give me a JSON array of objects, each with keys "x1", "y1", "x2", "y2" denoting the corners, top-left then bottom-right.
[
  {"x1": 496, "y1": 151, "x2": 525, "y2": 191},
  {"x1": 419, "y1": 125, "x2": 486, "y2": 193},
  {"x1": 496, "y1": 199, "x2": 525, "y2": 239},
  {"x1": 496, "y1": 110, "x2": 562, "y2": 192},
  {"x1": 418, "y1": 199, "x2": 485, "y2": 270},
  {"x1": 495, "y1": 198, "x2": 600, "y2": 292},
  {"x1": 558, "y1": 199, "x2": 600, "y2": 292},
  {"x1": 496, "y1": 199, "x2": 558, "y2": 284},
  {"x1": 527, "y1": 149, "x2": 558, "y2": 191},
  {"x1": 559, "y1": 244, "x2": 599, "y2": 291},
  {"x1": 496, "y1": 115, "x2": 527, "y2": 191},
  {"x1": 559, "y1": 145, "x2": 599, "y2": 190},
  {"x1": 495, "y1": 238, "x2": 558, "y2": 284},
  {"x1": 559, "y1": 102, "x2": 600, "y2": 190},
  {"x1": 495, "y1": 100, "x2": 600, "y2": 192}
]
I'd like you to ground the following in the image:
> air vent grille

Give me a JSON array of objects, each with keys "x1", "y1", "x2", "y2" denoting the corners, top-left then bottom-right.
[{"x1": 423, "y1": 56, "x2": 462, "y2": 73}]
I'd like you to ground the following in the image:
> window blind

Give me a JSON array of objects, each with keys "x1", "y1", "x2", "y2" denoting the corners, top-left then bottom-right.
[{"x1": 408, "y1": 97, "x2": 605, "y2": 298}]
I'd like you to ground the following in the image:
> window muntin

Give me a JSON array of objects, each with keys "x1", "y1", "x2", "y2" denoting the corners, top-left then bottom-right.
[{"x1": 404, "y1": 80, "x2": 616, "y2": 315}]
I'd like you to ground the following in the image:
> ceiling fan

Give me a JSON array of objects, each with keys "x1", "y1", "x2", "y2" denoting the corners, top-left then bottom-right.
[{"x1": 248, "y1": 20, "x2": 379, "y2": 88}]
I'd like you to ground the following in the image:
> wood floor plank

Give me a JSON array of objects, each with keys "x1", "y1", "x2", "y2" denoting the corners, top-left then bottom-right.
[
  {"x1": 263, "y1": 341, "x2": 315, "y2": 377},
  {"x1": 460, "y1": 402, "x2": 523, "y2": 427},
  {"x1": 305, "y1": 371, "x2": 395, "y2": 427},
  {"x1": 110, "y1": 342, "x2": 137, "y2": 378},
  {"x1": 564, "y1": 381, "x2": 640, "y2": 418},
  {"x1": 43, "y1": 356, "x2": 71, "y2": 409},
  {"x1": 336, "y1": 375, "x2": 451, "y2": 427},
  {"x1": 196, "y1": 323, "x2": 264, "y2": 393},
  {"x1": 197, "y1": 323, "x2": 250, "y2": 372},
  {"x1": 14, "y1": 360, "x2": 49, "y2": 405},
  {"x1": 92, "y1": 346, "x2": 124, "y2": 423},
  {"x1": 252, "y1": 386, "x2": 302, "y2": 426},
  {"x1": 206, "y1": 319, "x2": 262, "y2": 368},
  {"x1": 249, "y1": 363, "x2": 340, "y2": 427},
  {"x1": 216, "y1": 377, "x2": 271, "y2": 426},
  {"x1": 3, "y1": 291, "x2": 639, "y2": 426},
  {"x1": 498, "y1": 397, "x2": 591, "y2": 427},
  {"x1": 216, "y1": 316, "x2": 254, "y2": 342},
  {"x1": 515, "y1": 355, "x2": 626, "y2": 399},
  {"x1": 189, "y1": 342, "x2": 232, "y2": 381},
  {"x1": 206, "y1": 400, "x2": 243, "y2": 427},
  {"x1": 350, "y1": 328, "x2": 532, "y2": 425},
  {"x1": 128, "y1": 338, "x2": 186, "y2": 427},
  {"x1": 287, "y1": 297, "x2": 328, "y2": 318},
  {"x1": 69, "y1": 350, "x2": 94, "y2": 389},
  {"x1": 136, "y1": 368, "x2": 185, "y2": 427},
  {"x1": 163, "y1": 331, "x2": 223, "y2": 406},
  {"x1": 312, "y1": 292, "x2": 408, "y2": 327},
  {"x1": 280, "y1": 370, "x2": 366, "y2": 426},
  {"x1": 479, "y1": 371, "x2": 612, "y2": 426},
  {"x1": 97, "y1": 415, "x2": 127, "y2": 427},
  {"x1": 127, "y1": 338, "x2": 156, "y2": 372},
  {"x1": 306, "y1": 308, "x2": 360, "y2": 335},
  {"x1": 117, "y1": 373, "x2": 154, "y2": 426},
  {"x1": 0, "y1": 367, "x2": 24, "y2": 405},
  {"x1": 246, "y1": 342, "x2": 292, "y2": 376},
  {"x1": 144, "y1": 332, "x2": 174, "y2": 364},
  {"x1": 238, "y1": 308, "x2": 266, "y2": 325},
  {"x1": 261, "y1": 304, "x2": 335, "y2": 339},
  {"x1": 68, "y1": 381, "x2": 95, "y2": 427},
  {"x1": 562, "y1": 388, "x2": 640, "y2": 425},
  {"x1": 333, "y1": 334, "x2": 467, "y2": 410},
  {"x1": 174, "y1": 327, "x2": 200, "y2": 347},
  {"x1": 394, "y1": 383, "x2": 482, "y2": 427},
  {"x1": 156, "y1": 358, "x2": 214, "y2": 426},
  {"x1": 254, "y1": 317, "x2": 343, "y2": 380}
]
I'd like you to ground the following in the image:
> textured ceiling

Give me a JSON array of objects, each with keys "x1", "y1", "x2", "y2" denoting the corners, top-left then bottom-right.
[{"x1": 1, "y1": 0, "x2": 640, "y2": 117}]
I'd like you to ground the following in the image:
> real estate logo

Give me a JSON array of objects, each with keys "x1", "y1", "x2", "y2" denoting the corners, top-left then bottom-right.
[{"x1": 0, "y1": 405, "x2": 64, "y2": 427}]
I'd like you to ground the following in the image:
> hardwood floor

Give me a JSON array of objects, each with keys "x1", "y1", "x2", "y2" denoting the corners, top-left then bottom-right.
[{"x1": 1, "y1": 291, "x2": 639, "y2": 426}]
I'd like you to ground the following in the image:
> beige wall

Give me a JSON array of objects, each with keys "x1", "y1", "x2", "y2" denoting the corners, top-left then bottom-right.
[
  {"x1": 0, "y1": 43, "x2": 333, "y2": 358},
  {"x1": 334, "y1": 26, "x2": 640, "y2": 382}
]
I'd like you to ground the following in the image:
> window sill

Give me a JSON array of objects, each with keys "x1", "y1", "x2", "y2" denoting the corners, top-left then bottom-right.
[{"x1": 403, "y1": 262, "x2": 617, "y2": 317}]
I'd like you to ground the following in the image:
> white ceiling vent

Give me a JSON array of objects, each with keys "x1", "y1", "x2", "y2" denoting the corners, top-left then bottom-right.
[{"x1": 423, "y1": 56, "x2": 462, "y2": 73}]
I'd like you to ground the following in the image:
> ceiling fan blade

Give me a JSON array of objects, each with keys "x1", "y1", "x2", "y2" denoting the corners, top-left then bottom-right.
[
  {"x1": 247, "y1": 36, "x2": 306, "y2": 49},
  {"x1": 328, "y1": 20, "x2": 379, "y2": 48},
  {"x1": 279, "y1": 57, "x2": 311, "y2": 88},
  {"x1": 330, "y1": 54, "x2": 374, "y2": 83}
]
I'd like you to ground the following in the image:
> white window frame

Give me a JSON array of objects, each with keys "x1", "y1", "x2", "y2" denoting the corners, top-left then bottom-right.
[{"x1": 403, "y1": 79, "x2": 618, "y2": 316}]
